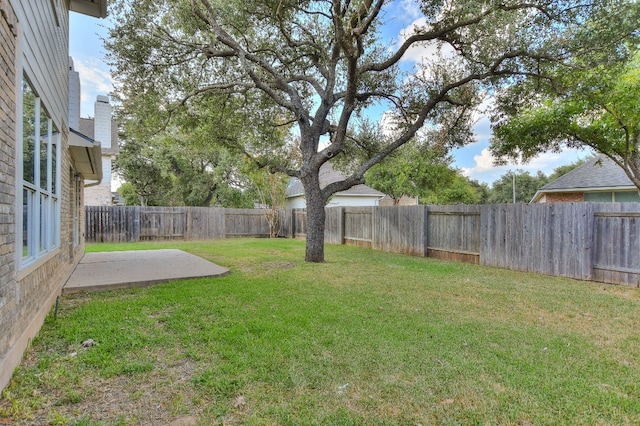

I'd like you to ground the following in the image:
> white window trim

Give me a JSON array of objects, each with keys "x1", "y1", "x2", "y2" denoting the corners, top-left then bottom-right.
[{"x1": 17, "y1": 73, "x2": 62, "y2": 270}]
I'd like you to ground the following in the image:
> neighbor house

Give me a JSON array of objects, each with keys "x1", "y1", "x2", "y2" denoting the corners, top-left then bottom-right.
[
  {"x1": 0, "y1": 0, "x2": 106, "y2": 391},
  {"x1": 531, "y1": 156, "x2": 640, "y2": 203},
  {"x1": 286, "y1": 162, "x2": 386, "y2": 208},
  {"x1": 78, "y1": 97, "x2": 119, "y2": 205},
  {"x1": 69, "y1": 59, "x2": 119, "y2": 205}
]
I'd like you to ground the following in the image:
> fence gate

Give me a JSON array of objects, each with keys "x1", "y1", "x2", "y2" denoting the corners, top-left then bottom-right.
[
  {"x1": 592, "y1": 211, "x2": 640, "y2": 287},
  {"x1": 140, "y1": 208, "x2": 186, "y2": 240}
]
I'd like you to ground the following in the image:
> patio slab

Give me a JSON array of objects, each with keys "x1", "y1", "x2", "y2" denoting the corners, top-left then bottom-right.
[{"x1": 63, "y1": 249, "x2": 229, "y2": 294}]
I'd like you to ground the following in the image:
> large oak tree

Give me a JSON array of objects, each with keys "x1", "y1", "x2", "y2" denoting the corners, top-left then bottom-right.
[{"x1": 106, "y1": 0, "x2": 638, "y2": 262}]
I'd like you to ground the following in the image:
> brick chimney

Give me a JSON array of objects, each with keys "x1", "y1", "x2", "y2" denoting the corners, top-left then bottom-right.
[{"x1": 94, "y1": 95, "x2": 111, "y2": 149}]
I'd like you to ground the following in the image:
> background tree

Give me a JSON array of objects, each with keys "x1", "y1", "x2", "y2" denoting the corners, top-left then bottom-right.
[
  {"x1": 113, "y1": 137, "x2": 170, "y2": 206},
  {"x1": 488, "y1": 170, "x2": 549, "y2": 204},
  {"x1": 244, "y1": 162, "x2": 290, "y2": 238},
  {"x1": 366, "y1": 141, "x2": 486, "y2": 205},
  {"x1": 116, "y1": 182, "x2": 141, "y2": 206},
  {"x1": 435, "y1": 175, "x2": 489, "y2": 205},
  {"x1": 491, "y1": 45, "x2": 640, "y2": 191},
  {"x1": 365, "y1": 141, "x2": 456, "y2": 204},
  {"x1": 106, "y1": 0, "x2": 639, "y2": 262},
  {"x1": 113, "y1": 93, "x2": 275, "y2": 207}
]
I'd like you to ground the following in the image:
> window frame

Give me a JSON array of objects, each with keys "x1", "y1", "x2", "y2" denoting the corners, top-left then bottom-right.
[{"x1": 17, "y1": 75, "x2": 61, "y2": 270}]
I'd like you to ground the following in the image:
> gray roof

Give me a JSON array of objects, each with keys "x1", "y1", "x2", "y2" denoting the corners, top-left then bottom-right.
[
  {"x1": 286, "y1": 162, "x2": 386, "y2": 198},
  {"x1": 539, "y1": 156, "x2": 635, "y2": 192}
]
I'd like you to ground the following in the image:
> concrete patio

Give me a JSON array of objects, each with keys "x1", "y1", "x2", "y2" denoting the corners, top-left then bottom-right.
[{"x1": 63, "y1": 249, "x2": 229, "y2": 294}]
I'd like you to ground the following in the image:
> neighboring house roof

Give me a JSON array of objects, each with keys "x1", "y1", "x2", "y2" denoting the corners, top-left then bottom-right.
[
  {"x1": 286, "y1": 162, "x2": 386, "y2": 198},
  {"x1": 79, "y1": 117, "x2": 119, "y2": 155},
  {"x1": 531, "y1": 156, "x2": 636, "y2": 202}
]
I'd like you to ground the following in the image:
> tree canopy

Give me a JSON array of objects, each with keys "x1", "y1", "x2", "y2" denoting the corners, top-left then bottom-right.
[
  {"x1": 491, "y1": 44, "x2": 640, "y2": 191},
  {"x1": 106, "y1": 0, "x2": 640, "y2": 261},
  {"x1": 365, "y1": 140, "x2": 486, "y2": 204}
]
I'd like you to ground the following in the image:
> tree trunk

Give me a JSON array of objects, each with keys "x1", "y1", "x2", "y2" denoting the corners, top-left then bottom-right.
[{"x1": 303, "y1": 175, "x2": 326, "y2": 263}]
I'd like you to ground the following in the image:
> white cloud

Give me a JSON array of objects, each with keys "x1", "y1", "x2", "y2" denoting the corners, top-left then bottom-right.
[
  {"x1": 73, "y1": 58, "x2": 113, "y2": 117},
  {"x1": 461, "y1": 147, "x2": 594, "y2": 185},
  {"x1": 394, "y1": 0, "x2": 423, "y2": 21},
  {"x1": 396, "y1": 17, "x2": 454, "y2": 63}
]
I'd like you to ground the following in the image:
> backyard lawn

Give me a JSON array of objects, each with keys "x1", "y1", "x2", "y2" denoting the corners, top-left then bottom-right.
[{"x1": 1, "y1": 239, "x2": 639, "y2": 425}]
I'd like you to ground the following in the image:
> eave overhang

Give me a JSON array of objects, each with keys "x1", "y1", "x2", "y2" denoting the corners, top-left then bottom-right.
[
  {"x1": 69, "y1": 128, "x2": 103, "y2": 181},
  {"x1": 69, "y1": 0, "x2": 108, "y2": 18}
]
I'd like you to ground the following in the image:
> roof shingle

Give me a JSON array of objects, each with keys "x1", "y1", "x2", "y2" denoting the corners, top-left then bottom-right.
[{"x1": 539, "y1": 156, "x2": 635, "y2": 191}]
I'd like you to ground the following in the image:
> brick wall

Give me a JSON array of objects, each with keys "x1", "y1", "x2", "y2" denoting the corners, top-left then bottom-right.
[
  {"x1": 543, "y1": 192, "x2": 584, "y2": 203},
  {"x1": 0, "y1": 0, "x2": 18, "y2": 370},
  {"x1": 85, "y1": 181, "x2": 112, "y2": 205},
  {"x1": 0, "y1": 0, "x2": 86, "y2": 392}
]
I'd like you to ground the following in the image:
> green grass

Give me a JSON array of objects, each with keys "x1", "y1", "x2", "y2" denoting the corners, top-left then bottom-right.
[{"x1": 2, "y1": 239, "x2": 640, "y2": 425}]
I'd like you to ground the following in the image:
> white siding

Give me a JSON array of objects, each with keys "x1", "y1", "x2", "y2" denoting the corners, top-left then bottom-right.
[
  {"x1": 285, "y1": 195, "x2": 307, "y2": 209},
  {"x1": 327, "y1": 195, "x2": 381, "y2": 207},
  {"x1": 14, "y1": 0, "x2": 69, "y2": 131},
  {"x1": 68, "y1": 57, "x2": 80, "y2": 129},
  {"x1": 287, "y1": 194, "x2": 382, "y2": 208},
  {"x1": 94, "y1": 95, "x2": 111, "y2": 148}
]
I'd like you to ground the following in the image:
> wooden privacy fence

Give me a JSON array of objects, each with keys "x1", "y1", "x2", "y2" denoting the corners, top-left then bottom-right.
[{"x1": 86, "y1": 203, "x2": 640, "y2": 287}]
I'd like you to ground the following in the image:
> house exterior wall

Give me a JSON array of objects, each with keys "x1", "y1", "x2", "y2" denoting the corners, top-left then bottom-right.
[
  {"x1": 0, "y1": 0, "x2": 86, "y2": 392},
  {"x1": 538, "y1": 192, "x2": 584, "y2": 203},
  {"x1": 83, "y1": 96, "x2": 117, "y2": 206},
  {"x1": 84, "y1": 182, "x2": 112, "y2": 205},
  {"x1": 68, "y1": 57, "x2": 80, "y2": 129},
  {"x1": 287, "y1": 194, "x2": 383, "y2": 208},
  {"x1": 326, "y1": 195, "x2": 382, "y2": 207},
  {"x1": 0, "y1": 0, "x2": 19, "y2": 387},
  {"x1": 378, "y1": 195, "x2": 419, "y2": 206},
  {"x1": 285, "y1": 195, "x2": 307, "y2": 209}
]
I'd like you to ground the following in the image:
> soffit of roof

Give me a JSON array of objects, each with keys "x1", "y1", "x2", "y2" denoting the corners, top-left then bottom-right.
[
  {"x1": 69, "y1": 0, "x2": 107, "y2": 18},
  {"x1": 69, "y1": 129, "x2": 103, "y2": 181}
]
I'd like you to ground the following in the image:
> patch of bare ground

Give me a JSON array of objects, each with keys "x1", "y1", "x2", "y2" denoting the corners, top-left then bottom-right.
[
  {"x1": 10, "y1": 356, "x2": 206, "y2": 425},
  {"x1": 240, "y1": 261, "x2": 296, "y2": 273}
]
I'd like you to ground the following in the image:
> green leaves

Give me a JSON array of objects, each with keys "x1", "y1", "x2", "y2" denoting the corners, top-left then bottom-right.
[{"x1": 491, "y1": 46, "x2": 640, "y2": 190}]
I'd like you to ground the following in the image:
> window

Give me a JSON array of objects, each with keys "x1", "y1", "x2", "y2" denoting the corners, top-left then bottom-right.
[
  {"x1": 613, "y1": 191, "x2": 640, "y2": 202},
  {"x1": 20, "y1": 76, "x2": 60, "y2": 267},
  {"x1": 584, "y1": 192, "x2": 613, "y2": 202}
]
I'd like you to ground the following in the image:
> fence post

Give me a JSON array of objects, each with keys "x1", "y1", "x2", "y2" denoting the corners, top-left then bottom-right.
[
  {"x1": 339, "y1": 207, "x2": 345, "y2": 245},
  {"x1": 422, "y1": 206, "x2": 429, "y2": 257},
  {"x1": 290, "y1": 208, "x2": 295, "y2": 238}
]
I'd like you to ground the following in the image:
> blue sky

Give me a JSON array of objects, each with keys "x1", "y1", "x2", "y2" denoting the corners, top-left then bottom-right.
[{"x1": 68, "y1": 2, "x2": 591, "y2": 187}]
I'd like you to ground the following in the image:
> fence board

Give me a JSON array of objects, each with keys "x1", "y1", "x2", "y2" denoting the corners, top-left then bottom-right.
[
  {"x1": 324, "y1": 207, "x2": 344, "y2": 245},
  {"x1": 224, "y1": 209, "x2": 271, "y2": 237},
  {"x1": 426, "y1": 205, "x2": 481, "y2": 263},
  {"x1": 592, "y1": 203, "x2": 640, "y2": 286},
  {"x1": 480, "y1": 203, "x2": 595, "y2": 281},
  {"x1": 85, "y1": 206, "x2": 140, "y2": 242},
  {"x1": 139, "y1": 207, "x2": 185, "y2": 240},
  {"x1": 293, "y1": 209, "x2": 307, "y2": 238},
  {"x1": 343, "y1": 207, "x2": 373, "y2": 247},
  {"x1": 372, "y1": 206, "x2": 427, "y2": 256},
  {"x1": 186, "y1": 207, "x2": 225, "y2": 240}
]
